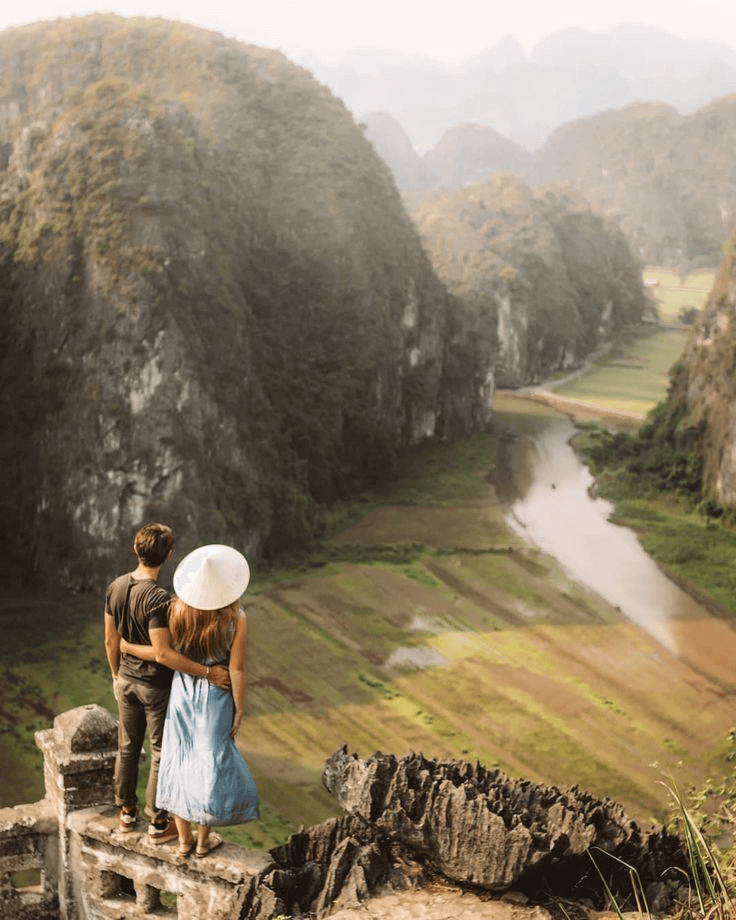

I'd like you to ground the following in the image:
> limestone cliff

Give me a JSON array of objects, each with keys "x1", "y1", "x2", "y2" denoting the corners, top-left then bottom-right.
[
  {"x1": 409, "y1": 176, "x2": 647, "y2": 386},
  {"x1": 535, "y1": 96, "x2": 736, "y2": 270},
  {"x1": 659, "y1": 236, "x2": 736, "y2": 507},
  {"x1": 0, "y1": 15, "x2": 495, "y2": 584}
]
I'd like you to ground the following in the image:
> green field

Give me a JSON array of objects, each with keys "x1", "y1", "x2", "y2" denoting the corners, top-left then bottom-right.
[
  {"x1": 552, "y1": 327, "x2": 689, "y2": 416},
  {"x1": 642, "y1": 266, "x2": 715, "y2": 322},
  {"x1": 5, "y1": 426, "x2": 736, "y2": 847}
]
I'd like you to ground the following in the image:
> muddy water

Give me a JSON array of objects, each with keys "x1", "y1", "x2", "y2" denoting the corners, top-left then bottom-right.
[{"x1": 501, "y1": 401, "x2": 736, "y2": 680}]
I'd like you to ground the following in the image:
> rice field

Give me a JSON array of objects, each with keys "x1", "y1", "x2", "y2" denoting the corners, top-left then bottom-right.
[
  {"x1": 642, "y1": 266, "x2": 715, "y2": 323},
  {"x1": 551, "y1": 326, "x2": 689, "y2": 417},
  {"x1": 535, "y1": 268, "x2": 716, "y2": 419}
]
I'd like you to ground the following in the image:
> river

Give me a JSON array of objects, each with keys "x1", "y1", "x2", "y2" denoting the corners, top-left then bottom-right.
[{"x1": 499, "y1": 397, "x2": 736, "y2": 690}]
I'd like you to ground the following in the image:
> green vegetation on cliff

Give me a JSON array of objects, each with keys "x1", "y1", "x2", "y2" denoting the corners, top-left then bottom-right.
[
  {"x1": 0, "y1": 15, "x2": 494, "y2": 584},
  {"x1": 536, "y1": 97, "x2": 736, "y2": 271},
  {"x1": 578, "y1": 375, "x2": 705, "y2": 500},
  {"x1": 410, "y1": 175, "x2": 648, "y2": 386},
  {"x1": 579, "y1": 231, "x2": 736, "y2": 523}
]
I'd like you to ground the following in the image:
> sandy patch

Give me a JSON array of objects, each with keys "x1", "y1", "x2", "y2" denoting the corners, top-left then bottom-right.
[{"x1": 328, "y1": 888, "x2": 552, "y2": 920}]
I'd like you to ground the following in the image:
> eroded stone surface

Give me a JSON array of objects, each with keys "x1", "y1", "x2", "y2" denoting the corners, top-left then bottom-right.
[
  {"x1": 238, "y1": 748, "x2": 687, "y2": 919},
  {"x1": 321, "y1": 747, "x2": 685, "y2": 906},
  {"x1": 53, "y1": 705, "x2": 118, "y2": 754}
]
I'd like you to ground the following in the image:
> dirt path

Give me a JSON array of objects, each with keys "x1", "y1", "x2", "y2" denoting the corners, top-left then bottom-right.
[
  {"x1": 505, "y1": 389, "x2": 646, "y2": 423},
  {"x1": 523, "y1": 341, "x2": 615, "y2": 394}
]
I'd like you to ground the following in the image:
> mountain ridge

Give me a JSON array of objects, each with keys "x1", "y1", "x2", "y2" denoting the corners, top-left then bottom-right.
[{"x1": 303, "y1": 23, "x2": 736, "y2": 150}]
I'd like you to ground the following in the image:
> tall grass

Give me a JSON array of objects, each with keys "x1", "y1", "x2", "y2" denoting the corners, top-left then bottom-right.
[
  {"x1": 586, "y1": 782, "x2": 736, "y2": 920},
  {"x1": 664, "y1": 781, "x2": 735, "y2": 920},
  {"x1": 586, "y1": 848, "x2": 653, "y2": 920}
]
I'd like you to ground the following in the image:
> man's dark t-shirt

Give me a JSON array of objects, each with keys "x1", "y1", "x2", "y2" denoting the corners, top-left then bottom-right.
[{"x1": 105, "y1": 574, "x2": 174, "y2": 690}]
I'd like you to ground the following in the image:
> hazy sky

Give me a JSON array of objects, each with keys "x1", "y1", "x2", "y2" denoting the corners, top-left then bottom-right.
[{"x1": 1, "y1": 0, "x2": 735, "y2": 62}]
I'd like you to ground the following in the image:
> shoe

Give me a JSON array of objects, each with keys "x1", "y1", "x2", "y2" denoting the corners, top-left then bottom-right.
[
  {"x1": 119, "y1": 807, "x2": 139, "y2": 833},
  {"x1": 177, "y1": 838, "x2": 194, "y2": 859},
  {"x1": 195, "y1": 832, "x2": 223, "y2": 858},
  {"x1": 148, "y1": 817, "x2": 178, "y2": 844}
]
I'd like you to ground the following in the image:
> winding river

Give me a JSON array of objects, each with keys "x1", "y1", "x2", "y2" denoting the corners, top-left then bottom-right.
[{"x1": 500, "y1": 399, "x2": 736, "y2": 686}]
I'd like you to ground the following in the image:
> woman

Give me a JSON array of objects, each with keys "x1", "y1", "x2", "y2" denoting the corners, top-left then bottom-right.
[{"x1": 121, "y1": 543, "x2": 259, "y2": 857}]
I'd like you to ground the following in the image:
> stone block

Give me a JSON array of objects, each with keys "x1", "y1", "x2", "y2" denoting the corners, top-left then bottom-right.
[{"x1": 35, "y1": 705, "x2": 117, "y2": 815}]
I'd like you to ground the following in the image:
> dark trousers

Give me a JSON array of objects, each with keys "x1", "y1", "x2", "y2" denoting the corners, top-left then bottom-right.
[{"x1": 113, "y1": 676, "x2": 170, "y2": 825}]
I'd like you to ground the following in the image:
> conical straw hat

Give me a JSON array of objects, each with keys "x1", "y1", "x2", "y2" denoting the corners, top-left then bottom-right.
[{"x1": 173, "y1": 544, "x2": 250, "y2": 610}]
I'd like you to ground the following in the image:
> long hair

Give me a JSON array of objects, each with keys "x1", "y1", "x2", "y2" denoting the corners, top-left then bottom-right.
[{"x1": 169, "y1": 597, "x2": 239, "y2": 660}]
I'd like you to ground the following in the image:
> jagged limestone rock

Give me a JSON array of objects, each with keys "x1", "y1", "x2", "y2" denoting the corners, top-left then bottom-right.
[
  {"x1": 321, "y1": 747, "x2": 686, "y2": 901},
  {"x1": 241, "y1": 815, "x2": 394, "y2": 920},
  {"x1": 239, "y1": 748, "x2": 687, "y2": 918}
]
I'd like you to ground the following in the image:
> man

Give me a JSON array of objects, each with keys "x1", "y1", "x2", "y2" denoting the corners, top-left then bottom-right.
[{"x1": 104, "y1": 522, "x2": 230, "y2": 841}]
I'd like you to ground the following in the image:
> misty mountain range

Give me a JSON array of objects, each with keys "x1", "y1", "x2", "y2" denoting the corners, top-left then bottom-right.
[{"x1": 298, "y1": 23, "x2": 736, "y2": 151}]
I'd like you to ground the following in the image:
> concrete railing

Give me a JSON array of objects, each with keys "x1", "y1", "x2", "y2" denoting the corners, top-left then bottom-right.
[
  {"x1": 0, "y1": 798, "x2": 59, "y2": 920},
  {"x1": 0, "y1": 704, "x2": 272, "y2": 920}
]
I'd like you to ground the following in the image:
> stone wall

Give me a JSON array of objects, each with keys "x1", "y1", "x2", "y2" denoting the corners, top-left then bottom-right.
[{"x1": 0, "y1": 798, "x2": 58, "y2": 919}]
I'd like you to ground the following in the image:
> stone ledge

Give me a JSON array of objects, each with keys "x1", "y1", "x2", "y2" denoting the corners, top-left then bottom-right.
[
  {"x1": 67, "y1": 806, "x2": 274, "y2": 882},
  {"x1": 35, "y1": 729, "x2": 115, "y2": 776},
  {"x1": 0, "y1": 799, "x2": 57, "y2": 838}
]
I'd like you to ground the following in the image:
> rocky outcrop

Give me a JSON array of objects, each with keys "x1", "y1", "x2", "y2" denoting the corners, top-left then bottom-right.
[
  {"x1": 241, "y1": 748, "x2": 686, "y2": 919},
  {"x1": 0, "y1": 15, "x2": 495, "y2": 584},
  {"x1": 410, "y1": 176, "x2": 647, "y2": 386},
  {"x1": 323, "y1": 747, "x2": 685, "y2": 898}
]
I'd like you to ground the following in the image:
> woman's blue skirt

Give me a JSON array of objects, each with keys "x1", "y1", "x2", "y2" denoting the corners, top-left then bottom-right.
[{"x1": 156, "y1": 672, "x2": 260, "y2": 826}]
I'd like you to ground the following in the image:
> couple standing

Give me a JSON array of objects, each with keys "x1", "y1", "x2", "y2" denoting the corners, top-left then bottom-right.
[{"x1": 104, "y1": 523, "x2": 259, "y2": 858}]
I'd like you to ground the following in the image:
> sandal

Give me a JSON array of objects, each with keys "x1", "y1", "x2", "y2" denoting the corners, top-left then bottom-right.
[
  {"x1": 177, "y1": 839, "x2": 194, "y2": 859},
  {"x1": 195, "y1": 832, "x2": 223, "y2": 858}
]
